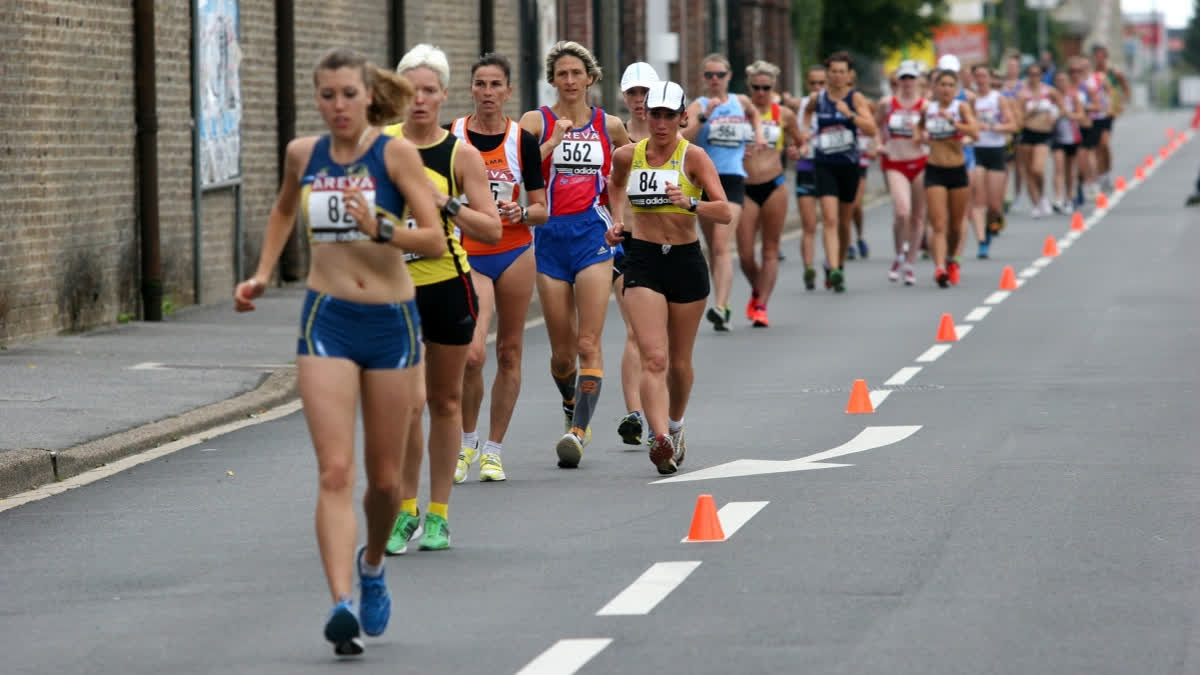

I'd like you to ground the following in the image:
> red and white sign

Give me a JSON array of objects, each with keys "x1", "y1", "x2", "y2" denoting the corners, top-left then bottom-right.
[{"x1": 933, "y1": 23, "x2": 989, "y2": 67}]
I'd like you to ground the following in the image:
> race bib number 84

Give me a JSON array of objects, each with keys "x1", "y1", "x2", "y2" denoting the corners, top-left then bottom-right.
[{"x1": 626, "y1": 169, "x2": 680, "y2": 207}]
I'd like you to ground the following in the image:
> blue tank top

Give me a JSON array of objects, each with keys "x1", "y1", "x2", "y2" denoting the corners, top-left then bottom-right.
[
  {"x1": 300, "y1": 135, "x2": 406, "y2": 243},
  {"x1": 813, "y1": 89, "x2": 858, "y2": 165},
  {"x1": 695, "y1": 96, "x2": 748, "y2": 177}
]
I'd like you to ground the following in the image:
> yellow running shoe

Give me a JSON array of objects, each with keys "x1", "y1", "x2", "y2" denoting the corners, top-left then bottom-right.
[
  {"x1": 478, "y1": 453, "x2": 506, "y2": 482},
  {"x1": 454, "y1": 445, "x2": 479, "y2": 484}
]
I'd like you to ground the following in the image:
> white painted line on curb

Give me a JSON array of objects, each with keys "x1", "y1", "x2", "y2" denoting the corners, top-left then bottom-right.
[
  {"x1": 964, "y1": 306, "x2": 991, "y2": 322},
  {"x1": 955, "y1": 325, "x2": 973, "y2": 339},
  {"x1": 868, "y1": 390, "x2": 891, "y2": 409},
  {"x1": 516, "y1": 638, "x2": 613, "y2": 675},
  {"x1": 884, "y1": 366, "x2": 922, "y2": 386},
  {"x1": 984, "y1": 291, "x2": 1010, "y2": 305},
  {"x1": 916, "y1": 345, "x2": 952, "y2": 363},
  {"x1": 1032, "y1": 257, "x2": 1052, "y2": 268},
  {"x1": 596, "y1": 561, "x2": 702, "y2": 615},
  {"x1": 1019, "y1": 267, "x2": 1040, "y2": 279}
]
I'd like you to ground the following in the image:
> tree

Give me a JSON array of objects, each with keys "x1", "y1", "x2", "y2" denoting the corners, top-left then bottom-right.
[
  {"x1": 985, "y1": 1, "x2": 1068, "y2": 65},
  {"x1": 817, "y1": 0, "x2": 948, "y2": 58},
  {"x1": 1184, "y1": 0, "x2": 1200, "y2": 72},
  {"x1": 792, "y1": 0, "x2": 824, "y2": 74}
]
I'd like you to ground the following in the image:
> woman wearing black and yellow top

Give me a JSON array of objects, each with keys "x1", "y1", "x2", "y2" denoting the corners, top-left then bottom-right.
[
  {"x1": 383, "y1": 45, "x2": 500, "y2": 554},
  {"x1": 607, "y1": 82, "x2": 731, "y2": 476}
]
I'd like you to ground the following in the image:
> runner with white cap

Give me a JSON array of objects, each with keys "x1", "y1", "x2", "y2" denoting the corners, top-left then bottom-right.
[
  {"x1": 607, "y1": 80, "x2": 730, "y2": 474},
  {"x1": 876, "y1": 59, "x2": 927, "y2": 285}
]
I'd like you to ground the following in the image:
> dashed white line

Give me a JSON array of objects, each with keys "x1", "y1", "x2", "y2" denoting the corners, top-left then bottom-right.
[
  {"x1": 964, "y1": 306, "x2": 991, "y2": 322},
  {"x1": 916, "y1": 344, "x2": 952, "y2": 363},
  {"x1": 596, "y1": 561, "x2": 702, "y2": 615},
  {"x1": 884, "y1": 366, "x2": 922, "y2": 386},
  {"x1": 516, "y1": 638, "x2": 613, "y2": 675},
  {"x1": 955, "y1": 325, "x2": 973, "y2": 339},
  {"x1": 868, "y1": 389, "x2": 891, "y2": 409},
  {"x1": 708, "y1": 501, "x2": 769, "y2": 540},
  {"x1": 984, "y1": 291, "x2": 1011, "y2": 305},
  {"x1": 1018, "y1": 267, "x2": 1040, "y2": 279},
  {"x1": 1032, "y1": 257, "x2": 1052, "y2": 268},
  {"x1": 1057, "y1": 238, "x2": 1074, "y2": 250},
  {"x1": 1065, "y1": 229, "x2": 1083, "y2": 240}
]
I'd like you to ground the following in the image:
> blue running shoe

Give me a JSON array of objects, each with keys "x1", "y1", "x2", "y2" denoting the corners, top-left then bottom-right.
[
  {"x1": 324, "y1": 600, "x2": 364, "y2": 656},
  {"x1": 857, "y1": 238, "x2": 869, "y2": 259},
  {"x1": 356, "y1": 546, "x2": 391, "y2": 637}
]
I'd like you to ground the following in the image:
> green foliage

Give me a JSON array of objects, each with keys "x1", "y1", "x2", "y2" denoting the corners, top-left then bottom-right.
[
  {"x1": 792, "y1": 0, "x2": 824, "y2": 74},
  {"x1": 985, "y1": 2, "x2": 1068, "y2": 65},
  {"x1": 117, "y1": 313, "x2": 133, "y2": 324},
  {"x1": 1184, "y1": 0, "x2": 1200, "y2": 72},
  {"x1": 161, "y1": 299, "x2": 176, "y2": 316},
  {"x1": 818, "y1": 0, "x2": 948, "y2": 58}
]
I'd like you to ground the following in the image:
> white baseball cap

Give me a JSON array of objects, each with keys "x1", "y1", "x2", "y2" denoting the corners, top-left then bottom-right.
[
  {"x1": 896, "y1": 61, "x2": 921, "y2": 79},
  {"x1": 937, "y1": 54, "x2": 961, "y2": 73},
  {"x1": 645, "y1": 81, "x2": 686, "y2": 112},
  {"x1": 620, "y1": 62, "x2": 660, "y2": 92}
]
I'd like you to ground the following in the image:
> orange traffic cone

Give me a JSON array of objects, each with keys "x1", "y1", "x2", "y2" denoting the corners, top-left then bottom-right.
[
  {"x1": 1114, "y1": 176, "x2": 1126, "y2": 192},
  {"x1": 1096, "y1": 192, "x2": 1109, "y2": 209},
  {"x1": 1160, "y1": 147, "x2": 1169, "y2": 159},
  {"x1": 1167, "y1": 127, "x2": 1176, "y2": 139},
  {"x1": 684, "y1": 494, "x2": 725, "y2": 542},
  {"x1": 1192, "y1": 105, "x2": 1200, "y2": 129},
  {"x1": 936, "y1": 313, "x2": 958, "y2": 342},
  {"x1": 1145, "y1": 155, "x2": 1155, "y2": 168},
  {"x1": 1043, "y1": 235, "x2": 1059, "y2": 258},
  {"x1": 1135, "y1": 166, "x2": 1146, "y2": 180},
  {"x1": 998, "y1": 266, "x2": 1018, "y2": 290},
  {"x1": 845, "y1": 379, "x2": 875, "y2": 414},
  {"x1": 1070, "y1": 212, "x2": 1085, "y2": 231}
]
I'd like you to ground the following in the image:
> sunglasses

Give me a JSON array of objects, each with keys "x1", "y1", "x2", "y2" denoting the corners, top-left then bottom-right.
[
  {"x1": 703, "y1": 71, "x2": 728, "y2": 79},
  {"x1": 750, "y1": 84, "x2": 772, "y2": 91},
  {"x1": 808, "y1": 80, "x2": 826, "y2": 86}
]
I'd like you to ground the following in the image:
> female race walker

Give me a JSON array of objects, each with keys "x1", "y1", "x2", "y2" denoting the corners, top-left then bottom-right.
[
  {"x1": 450, "y1": 53, "x2": 549, "y2": 484},
  {"x1": 383, "y1": 45, "x2": 501, "y2": 554},
  {"x1": 876, "y1": 60, "x2": 927, "y2": 286},
  {"x1": 607, "y1": 81, "x2": 731, "y2": 474},
  {"x1": 918, "y1": 68, "x2": 978, "y2": 287},
  {"x1": 519, "y1": 41, "x2": 630, "y2": 468},
  {"x1": 234, "y1": 48, "x2": 445, "y2": 656}
]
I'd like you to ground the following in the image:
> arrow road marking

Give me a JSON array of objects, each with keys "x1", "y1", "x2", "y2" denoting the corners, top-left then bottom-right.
[{"x1": 652, "y1": 426, "x2": 922, "y2": 484}]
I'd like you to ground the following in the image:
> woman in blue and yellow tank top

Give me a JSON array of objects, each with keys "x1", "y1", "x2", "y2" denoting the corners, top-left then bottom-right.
[
  {"x1": 233, "y1": 48, "x2": 445, "y2": 657},
  {"x1": 518, "y1": 41, "x2": 631, "y2": 470},
  {"x1": 607, "y1": 81, "x2": 731, "y2": 476},
  {"x1": 383, "y1": 45, "x2": 501, "y2": 556}
]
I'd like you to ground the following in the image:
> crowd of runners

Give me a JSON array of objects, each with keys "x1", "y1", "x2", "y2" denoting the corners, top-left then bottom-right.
[{"x1": 232, "y1": 39, "x2": 1131, "y2": 655}]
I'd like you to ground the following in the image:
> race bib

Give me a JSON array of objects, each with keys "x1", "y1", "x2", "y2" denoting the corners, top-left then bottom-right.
[
  {"x1": 708, "y1": 118, "x2": 745, "y2": 147},
  {"x1": 553, "y1": 140, "x2": 604, "y2": 175},
  {"x1": 926, "y1": 116, "x2": 957, "y2": 140},
  {"x1": 627, "y1": 169, "x2": 681, "y2": 208},
  {"x1": 761, "y1": 124, "x2": 782, "y2": 146},
  {"x1": 815, "y1": 126, "x2": 854, "y2": 154},
  {"x1": 307, "y1": 187, "x2": 375, "y2": 242},
  {"x1": 460, "y1": 180, "x2": 518, "y2": 207},
  {"x1": 976, "y1": 109, "x2": 998, "y2": 126},
  {"x1": 888, "y1": 111, "x2": 919, "y2": 137},
  {"x1": 402, "y1": 216, "x2": 458, "y2": 262}
]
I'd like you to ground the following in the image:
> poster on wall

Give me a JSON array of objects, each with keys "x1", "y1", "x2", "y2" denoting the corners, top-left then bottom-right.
[{"x1": 198, "y1": 0, "x2": 242, "y2": 187}]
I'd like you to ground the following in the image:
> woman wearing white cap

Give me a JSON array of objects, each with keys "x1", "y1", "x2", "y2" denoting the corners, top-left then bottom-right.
[
  {"x1": 607, "y1": 81, "x2": 730, "y2": 475},
  {"x1": 1016, "y1": 62, "x2": 1062, "y2": 218},
  {"x1": 611, "y1": 61, "x2": 660, "y2": 448},
  {"x1": 876, "y1": 60, "x2": 928, "y2": 286}
]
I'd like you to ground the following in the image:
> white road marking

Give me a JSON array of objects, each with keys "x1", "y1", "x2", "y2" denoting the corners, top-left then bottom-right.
[
  {"x1": 0, "y1": 401, "x2": 305, "y2": 513},
  {"x1": 916, "y1": 345, "x2": 952, "y2": 363},
  {"x1": 984, "y1": 291, "x2": 1010, "y2": 305},
  {"x1": 129, "y1": 362, "x2": 164, "y2": 370},
  {"x1": 955, "y1": 325, "x2": 973, "y2": 339},
  {"x1": 709, "y1": 501, "x2": 768, "y2": 540},
  {"x1": 1018, "y1": 267, "x2": 1040, "y2": 279},
  {"x1": 1057, "y1": 238, "x2": 1073, "y2": 250},
  {"x1": 884, "y1": 366, "x2": 922, "y2": 386},
  {"x1": 964, "y1": 306, "x2": 991, "y2": 322},
  {"x1": 653, "y1": 426, "x2": 922, "y2": 484},
  {"x1": 596, "y1": 561, "x2": 702, "y2": 615},
  {"x1": 868, "y1": 390, "x2": 891, "y2": 409},
  {"x1": 1066, "y1": 229, "x2": 1083, "y2": 240},
  {"x1": 516, "y1": 639, "x2": 613, "y2": 675},
  {"x1": 1032, "y1": 257, "x2": 1052, "y2": 268}
]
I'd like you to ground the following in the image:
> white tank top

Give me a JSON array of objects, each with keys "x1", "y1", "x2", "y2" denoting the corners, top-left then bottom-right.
[{"x1": 973, "y1": 91, "x2": 1007, "y2": 148}]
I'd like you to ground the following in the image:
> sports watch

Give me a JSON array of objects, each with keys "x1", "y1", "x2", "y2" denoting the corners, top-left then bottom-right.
[
  {"x1": 687, "y1": 197, "x2": 699, "y2": 212},
  {"x1": 374, "y1": 218, "x2": 394, "y2": 243},
  {"x1": 441, "y1": 196, "x2": 462, "y2": 218}
]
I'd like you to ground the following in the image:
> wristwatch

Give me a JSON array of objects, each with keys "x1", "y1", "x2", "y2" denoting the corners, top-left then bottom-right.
[
  {"x1": 687, "y1": 197, "x2": 699, "y2": 213},
  {"x1": 697, "y1": 113, "x2": 708, "y2": 124},
  {"x1": 441, "y1": 196, "x2": 462, "y2": 218},
  {"x1": 519, "y1": 206, "x2": 528, "y2": 223},
  {"x1": 373, "y1": 218, "x2": 394, "y2": 243}
]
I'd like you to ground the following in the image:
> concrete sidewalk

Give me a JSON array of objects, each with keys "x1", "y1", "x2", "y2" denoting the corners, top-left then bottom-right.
[{"x1": 0, "y1": 173, "x2": 888, "y2": 499}]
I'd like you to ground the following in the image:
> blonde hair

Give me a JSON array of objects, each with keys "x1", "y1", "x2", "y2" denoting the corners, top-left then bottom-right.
[
  {"x1": 745, "y1": 60, "x2": 780, "y2": 81},
  {"x1": 544, "y1": 41, "x2": 602, "y2": 84},
  {"x1": 702, "y1": 53, "x2": 731, "y2": 70},
  {"x1": 314, "y1": 47, "x2": 413, "y2": 125},
  {"x1": 397, "y1": 43, "x2": 451, "y2": 89}
]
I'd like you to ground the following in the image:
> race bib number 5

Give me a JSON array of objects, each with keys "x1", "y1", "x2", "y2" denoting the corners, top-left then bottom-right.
[{"x1": 553, "y1": 140, "x2": 603, "y2": 175}]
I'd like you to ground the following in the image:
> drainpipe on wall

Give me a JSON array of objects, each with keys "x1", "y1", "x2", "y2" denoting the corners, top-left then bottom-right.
[
  {"x1": 275, "y1": 0, "x2": 303, "y2": 281},
  {"x1": 134, "y1": 0, "x2": 163, "y2": 321}
]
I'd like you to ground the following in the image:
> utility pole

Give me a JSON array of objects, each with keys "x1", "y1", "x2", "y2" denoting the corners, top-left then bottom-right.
[{"x1": 1006, "y1": 0, "x2": 1020, "y2": 54}]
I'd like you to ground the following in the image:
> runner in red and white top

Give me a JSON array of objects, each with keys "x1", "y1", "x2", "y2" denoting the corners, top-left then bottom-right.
[{"x1": 876, "y1": 60, "x2": 927, "y2": 285}]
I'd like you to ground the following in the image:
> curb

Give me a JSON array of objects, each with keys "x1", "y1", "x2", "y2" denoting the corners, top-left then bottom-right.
[{"x1": 0, "y1": 369, "x2": 298, "y2": 500}]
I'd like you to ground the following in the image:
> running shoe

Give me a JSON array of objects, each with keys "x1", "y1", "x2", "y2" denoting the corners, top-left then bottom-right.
[
  {"x1": 669, "y1": 426, "x2": 687, "y2": 466},
  {"x1": 1051, "y1": 200, "x2": 1066, "y2": 214},
  {"x1": 617, "y1": 411, "x2": 643, "y2": 446},
  {"x1": 745, "y1": 296, "x2": 758, "y2": 321},
  {"x1": 857, "y1": 238, "x2": 869, "y2": 259},
  {"x1": 723, "y1": 305, "x2": 732, "y2": 326},
  {"x1": 478, "y1": 453, "x2": 506, "y2": 482},
  {"x1": 562, "y1": 409, "x2": 591, "y2": 445},
  {"x1": 454, "y1": 444, "x2": 479, "y2": 484},
  {"x1": 385, "y1": 508, "x2": 423, "y2": 556},
  {"x1": 356, "y1": 546, "x2": 390, "y2": 636},
  {"x1": 418, "y1": 513, "x2": 450, "y2": 551},
  {"x1": 803, "y1": 265, "x2": 816, "y2": 291},
  {"x1": 847, "y1": 243, "x2": 857, "y2": 260},
  {"x1": 977, "y1": 241, "x2": 990, "y2": 259},
  {"x1": 934, "y1": 266, "x2": 949, "y2": 288},
  {"x1": 648, "y1": 433, "x2": 677, "y2": 475},
  {"x1": 324, "y1": 600, "x2": 364, "y2": 656},
  {"x1": 888, "y1": 258, "x2": 902, "y2": 282},
  {"x1": 903, "y1": 265, "x2": 916, "y2": 286},
  {"x1": 947, "y1": 260, "x2": 961, "y2": 286},
  {"x1": 751, "y1": 304, "x2": 769, "y2": 328},
  {"x1": 556, "y1": 431, "x2": 584, "y2": 468},
  {"x1": 830, "y1": 268, "x2": 845, "y2": 293},
  {"x1": 1186, "y1": 192, "x2": 1200, "y2": 207},
  {"x1": 705, "y1": 306, "x2": 729, "y2": 332},
  {"x1": 823, "y1": 262, "x2": 831, "y2": 289}
]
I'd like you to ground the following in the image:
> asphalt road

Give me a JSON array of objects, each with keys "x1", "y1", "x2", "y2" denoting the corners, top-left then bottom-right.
[{"x1": 2, "y1": 111, "x2": 1197, "y2": 675}]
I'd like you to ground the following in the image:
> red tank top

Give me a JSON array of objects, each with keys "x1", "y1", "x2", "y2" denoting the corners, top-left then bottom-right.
[{"x1": 539, "y1": 106, "x2": 613, "y2": 216}]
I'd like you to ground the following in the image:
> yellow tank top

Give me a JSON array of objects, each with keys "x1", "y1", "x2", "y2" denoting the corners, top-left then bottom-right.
[
  {"x1": 382, "y1": 123, "x2": 472, "y2": 286},
  {"x1": 627, "y1": 138, "x2": 703, "y2": 215}
]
